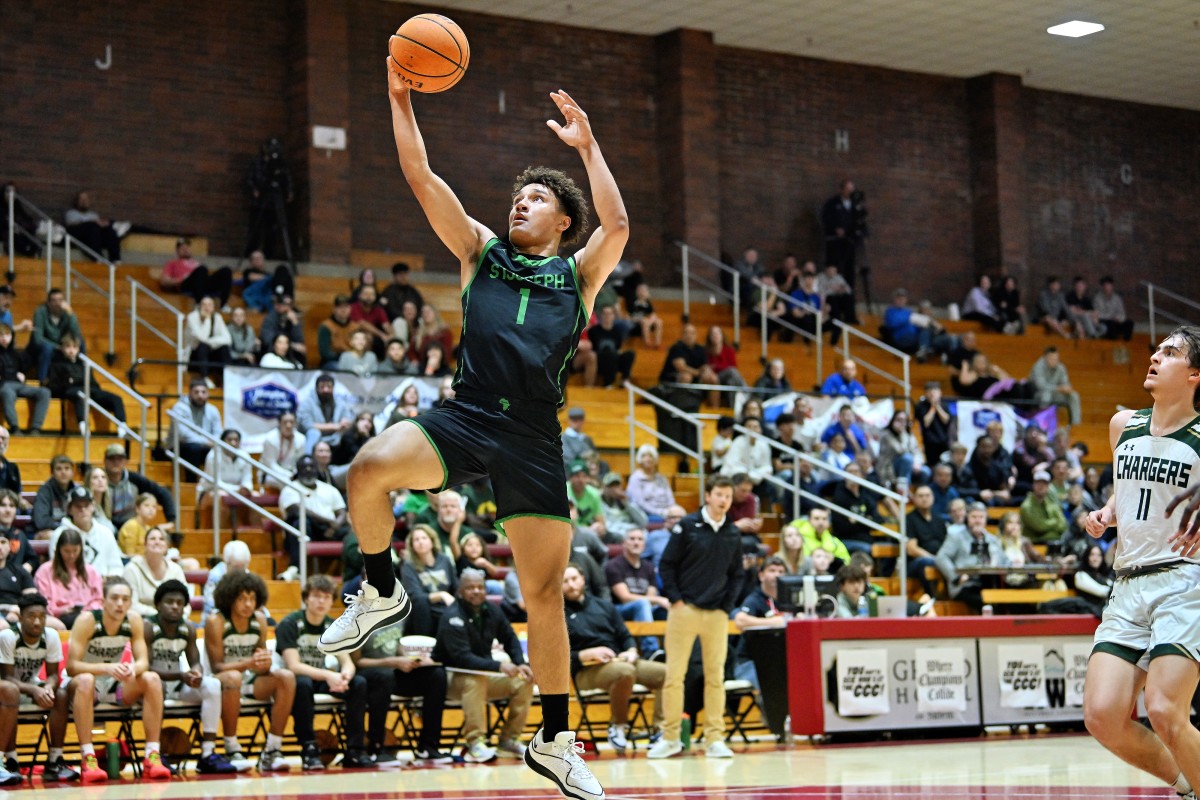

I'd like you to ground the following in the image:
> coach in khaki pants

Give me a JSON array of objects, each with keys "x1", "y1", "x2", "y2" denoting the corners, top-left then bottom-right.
[
  {"x1": 434, "y1": 570, "x2": 534, "y2": 762},
  {"x1": 647, "y1": 475, "x2": 744, "y2": 759}
]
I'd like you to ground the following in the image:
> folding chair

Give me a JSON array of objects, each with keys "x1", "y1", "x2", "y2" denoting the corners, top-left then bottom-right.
[
  {"x1": 723, "y1": 678, "x2": 767, "y2": 743},
  {"x1": 573, "y1": 679, "x2": 653, "y2": 750}
]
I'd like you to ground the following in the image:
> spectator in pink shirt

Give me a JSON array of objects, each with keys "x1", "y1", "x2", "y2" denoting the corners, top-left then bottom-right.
[
  {"x1": 159, "y1": 238, "x2": 233, "y2": 306},
  {"x1": 34, "y1": 528, "x2": 102, "y2": 630}
]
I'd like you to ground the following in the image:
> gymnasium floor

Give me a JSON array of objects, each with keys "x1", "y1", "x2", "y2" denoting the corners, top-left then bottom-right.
[{"x1": 23, "y1": 734, "x2": 1176, "y2": 800}]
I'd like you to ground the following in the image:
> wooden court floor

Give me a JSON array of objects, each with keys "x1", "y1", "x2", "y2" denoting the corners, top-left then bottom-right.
[{"x1": 14, "y1": 733, "x2": 1179, "y2": 799}]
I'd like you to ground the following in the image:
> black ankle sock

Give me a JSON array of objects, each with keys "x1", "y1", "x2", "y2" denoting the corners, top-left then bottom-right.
[
  {"x1": 542, "y1": 693, "x2": 569, "y2": 739},
  {"x1": 362, "y1": 550, "x2": 397, "y2": 595}
]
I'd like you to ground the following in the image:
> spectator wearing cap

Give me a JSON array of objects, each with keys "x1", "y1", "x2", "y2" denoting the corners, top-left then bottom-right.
[
  {"x1": 561, "y1": 407, "x2": 596, "y2": 469},
  {"x1": 159, "y1": 238, "x2": 234, "y2": 306},
  {"x1": 625, "y1": 445, "x2": 676, "y2": 521},
  {"x1": 183, "y1": 295, "x2": 232, "y2": 388},
  {"x1": 820, "y1": 359, "x2": 867, "y2": 399},
  {"x1": 167, "y1": 378, "x2": 223, "y2": 473},
  {"x1": 102, "y1": 444, "x2": 175, "y2": 530},
  {"x1": 380, "y1": 262, "x2": 425, "y2": 323},
  {"x1": 1019, "y1": 469, "x2": 1068, "y2": 544},
  {"x1": 49, "y1": 487, "x2": 124, "y2": 577},
  {"x1": 33, "y1": 454, "x2": 77, "y2": 538},
  {"x1": 599, "y1": 472, "x2": 648, "y2": 544},
  {"x1": 0, "y1": 321, "x2": 50, "y2": 434},
  {"x1": 317, "y1": 294, "x2": 368, "y2": 369},
  {"x1": 0, "y1": 284, "x2": 32, "y2": 334},
  {"x1": 297, "y1": 373, "x2": 353, "y2": 455},
  {"x1": 567, "y1": 462, "x2": 606, "y2": 539},
  {"x1": 277, "y1": 455, "x2": 348, "y2": 581},
  {"x1": 259, "y1": 293, "x2": 307, "y2": 366}
]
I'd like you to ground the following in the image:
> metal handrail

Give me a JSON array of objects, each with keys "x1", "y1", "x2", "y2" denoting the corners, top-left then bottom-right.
[
  {"x1": 6, "y1": 190, "x2": 116, "y2": 360},
  {"x1": 1141, "y1": 281, "x2": 1200, "y2": 345},
  {"x1": 168, "y1": 414, "x2": 311, "y2": 583},
  {"x1": 728, "y1": 420, "x2": 908, "y2": 590},
  {"x1": 624, "y1": 381, "x2": 705, "y2": 489},
  {"x1": 753, "y1": 279, "x2": 825, "y2": 385},
  {"x1": 676, "y1": 241, "x2": 742, "y2": 348},
  {"x1": 835, "y1": 322, "x2": 912, "y2": 415},
  {"x1": 80, "y1": 354, "x2": 151, "y2": 475},
  {"x1": 128, "y1": 276, "x2": 185, "y2": 399}
]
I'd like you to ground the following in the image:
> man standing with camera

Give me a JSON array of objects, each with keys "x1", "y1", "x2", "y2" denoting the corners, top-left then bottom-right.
[{"x1": 821, "y1": 179, "x2": 864, "y2": 292}]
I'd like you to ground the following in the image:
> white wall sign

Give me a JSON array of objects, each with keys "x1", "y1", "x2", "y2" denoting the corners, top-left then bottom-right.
[
  {"x1": 998, "y1": 643, "x2": 1049, "y2": 709},
  {"x1": 836, "y1": 648, "x2": 890, "y2": 717},
  {"x1": 915, "y1": 646, "x2": 968, "y2": 713}
]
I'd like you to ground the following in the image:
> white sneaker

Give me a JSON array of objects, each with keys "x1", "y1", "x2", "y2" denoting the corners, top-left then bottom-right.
[
  {"x1": 646, "y1": 738, "x2": 683, "y2": 759},
  {"x1": 497, "y1": 738, "x2": 526, "y2": 758},
  {"x1": 258, "y1": 748, "x2": 288, "y2": 772},
  {"x1": 524, "y1": 729, "x2": 604, "y2": 800},
  {"x1": 705, "y1": 739, "x2": 734, "y2": 758},
  {"x1": 276, "y1": 565, "x2": 299, "y2": 582},
  {"x1": 462, "y1": 740, "x2": 496, "y2": 763},
  {"x1": 606, "y1": 724, "x2": 628, "y2": 752},
  {"x1": 226, "y1": 750, "x2": 254, "y2": 772},
  {"x1": 318, "y1": 580, "x2": 412, "y2": 654}
]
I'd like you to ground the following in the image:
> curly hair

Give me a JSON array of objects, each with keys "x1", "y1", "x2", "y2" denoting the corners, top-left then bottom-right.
[
  {"x1": 512, "y1": 166, "x2": 590, "y2": 247},
  {"x1": 213, "y1": 570, "x2": 268, "y2": 619}
]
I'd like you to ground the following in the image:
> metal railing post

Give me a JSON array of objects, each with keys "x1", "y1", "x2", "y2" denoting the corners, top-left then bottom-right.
[
  {"x1": 63, "y1": 239, "x2": 72, "y2": 305},
  {"x1": 108, "y1": 263, "x2": 116, "y2": 359},
  {"x1": 172, "y1": 419, "x2": 181, "y2": 544},
  {"x1": 176, "y1": 314, "x2": 185, "y2": 398},
  {"x1": 815, "y1": 314, "x2": 824, "y2": 388},
  {"x1": 82, "y1": 363, "x2": 91, "y2": 455},
  {"x1": 44, "y1": 224, "x2": 52, "y2": 292},
  {"x1": 732, "y1": 275, "x2": 740, "y2": 349},
  {"x1": 759, "y1": 290, "x2": 768, "y2": 365},
  {"x1": 681, "y1": 247, "x2": 690, "y2": 322},
  {"x1": 138, "y1": 403, "x2": 147, "y2": 474},
  {"x1": 627, "y1": 387, "x2": 636, "y2": 474},
  {"x1": 1147, "y1": 284, "x2": 1156, "y2": 345},
  {"x1": 299, "y1": 505, "x2": 308, "y2": 586},
  {"x1": 5, "y1": 190, "x2": 12, "y2": 277},
  {"x1": 130, "y1": 283, "x2": 138, "y2": 370},
  {"x1": 212, "y1": 445, "x2": 221, "y2": 560}
]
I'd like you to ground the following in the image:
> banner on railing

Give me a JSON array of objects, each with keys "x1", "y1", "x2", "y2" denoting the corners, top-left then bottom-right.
[
  {"x1": 954, "y1": 401, "x2": 1057, "y2": 454},
  {"x1": 223, "y1": 367, "x2": 441, "y2": 453},
  {"x1": 763, "y1": 393, "x2": 897, "y2": 452}
]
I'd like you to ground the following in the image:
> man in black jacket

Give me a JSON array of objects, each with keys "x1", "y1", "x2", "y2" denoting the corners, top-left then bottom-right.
[
  {"x1": 433, "y1": 570, "x2": 533, "y2": 763},
  {"x1": 0, "y1": 428, "x2": 28, "y2": 509},
  {"x1": 648, "y1": 474, "x2": 743, "y2": 760},
  {"x1": 562, "y1": 563, "x2": 664, "y2": 753}
]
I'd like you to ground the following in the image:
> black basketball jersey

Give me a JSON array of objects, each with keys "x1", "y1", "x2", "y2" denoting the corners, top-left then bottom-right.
[{"x1": 456, "y1": 238, "x2": 589, "y2": 408}]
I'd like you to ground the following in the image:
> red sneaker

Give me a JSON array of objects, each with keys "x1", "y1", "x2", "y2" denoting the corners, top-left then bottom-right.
[
  {"x1": 142, "y1": 752, "x2": 172, "y2": 781},
  {"x1": 80, "y1": 754, "x2": 107, "y2": 784}
]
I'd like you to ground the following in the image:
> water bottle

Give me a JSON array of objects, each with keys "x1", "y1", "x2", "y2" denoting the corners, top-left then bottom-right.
[
  {"x1": 866, "y1": 592, "x2": 878, "y2": 618},
  {"x1": 857, "y1": 596, "x2": 869, "y2": 617},
  {"x1": 105, "y1": 740, "x2": 121, "y2": 778},
  {"x1": 680, "y1": 714, "x2": 692, "y2": 750}
]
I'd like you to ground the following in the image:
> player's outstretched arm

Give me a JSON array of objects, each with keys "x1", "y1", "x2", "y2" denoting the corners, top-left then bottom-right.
[
  {"x1": 548, "y1": 90, "x2": 629, "y2": 305},
  {"x1": 386, "y1": 63, "x2": 491, "y2": 277}
]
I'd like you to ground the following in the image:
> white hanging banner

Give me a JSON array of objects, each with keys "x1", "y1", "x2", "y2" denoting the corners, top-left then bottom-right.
[
  {"x1": 222, "y1": 367, "x2": 440, "y2": 453},
  {"x1": 1063, "y1": 643, "x2": 1091, "y2": 707},
  {"x1": 915, "y1": 646, "x2": 968, "y2": 713},
  {"x1": 998, "y1": 643, "x2": 1049, "y2": 708},
  {"x1": 836, "y1": 648, "x2": 890, "y2": 717}
]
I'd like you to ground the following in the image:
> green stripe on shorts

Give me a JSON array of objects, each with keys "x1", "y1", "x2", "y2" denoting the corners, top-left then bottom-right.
[
  {"x1": 1092, "y1": 641, "x2": 1144, "y2": 665},
  {"x1": 1147, "y1": 643, "x2": 1199, "y2": 663}
]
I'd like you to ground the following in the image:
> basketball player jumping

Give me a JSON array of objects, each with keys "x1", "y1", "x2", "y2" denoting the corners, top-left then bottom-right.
[
  {"x1": 1084, "y1": 325, "x2": 1200, "y2": 800},
  {"x1": 318, "y1": 65, "x2": 627, "y2": 800}
]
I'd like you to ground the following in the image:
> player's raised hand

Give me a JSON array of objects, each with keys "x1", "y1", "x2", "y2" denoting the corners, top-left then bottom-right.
[
  {"x1": 1166, "y1": 484, "x2": 1200, "y2": 556},
  {"x1": 386, "y1": 55, "x2": 412, "y2": 96},
  {"x1": 547, "y1": 90, "x2": 594, "y2": 150}
]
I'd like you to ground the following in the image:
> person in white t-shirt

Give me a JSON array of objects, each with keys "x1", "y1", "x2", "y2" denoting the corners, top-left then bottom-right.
[
  {"x1": 277, "y1": 456, "x2": 348, "y2": 581},
  {"x1": 49, "y1": 487, "x2": 124, "y2": 578},
  {"x1": 260, "y1": 411, "x2": 302, "y2": 491}
]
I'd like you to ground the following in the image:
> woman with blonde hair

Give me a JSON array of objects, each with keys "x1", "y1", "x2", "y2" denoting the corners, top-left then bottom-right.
[
  {"x1": 624, "y1": 444, "x2": 675, "y2": 521},
  {"x1": 399, "y1": 524, "x2": 458, "y2": 635},
  {"x1": 778, "y1": 524, "x2": 806, "y2": 574},
  {"x1": 86, "y1": 466, "x2": 116, "y2": 534},
  {"x1": 409, "y1": 304, "x2": 453, "y2": 367}
]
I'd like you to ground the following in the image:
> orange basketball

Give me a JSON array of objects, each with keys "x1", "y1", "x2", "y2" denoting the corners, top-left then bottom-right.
[{"x1": 388, "y1": 14, "x2": 469, "y2": 93}]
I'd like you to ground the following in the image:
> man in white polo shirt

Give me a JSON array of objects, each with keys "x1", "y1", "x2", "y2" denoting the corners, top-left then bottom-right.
[{"x1": 277, "y1": 456, "x2": 348, "y2": 581}]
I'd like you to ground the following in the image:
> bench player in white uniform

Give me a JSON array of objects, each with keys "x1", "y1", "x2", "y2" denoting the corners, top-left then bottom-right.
[
  {"x1": 65, "y1": 576, "x2": 172, "y2": 783},
  {"x1": 0, "y1": 594, "x2": 73, "y2": 782},
  {"x1": 144, "y1": 579, "x2": 243, "y2": 774},
  {"x1": 1084, "y1": 326, "x2": 1200, "y2": 800}
]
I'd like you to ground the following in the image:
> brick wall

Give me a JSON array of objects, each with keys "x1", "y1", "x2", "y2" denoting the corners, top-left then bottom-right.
[{"x1": 3, "y1": 1, "x2": 1196, "y2": 309}]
